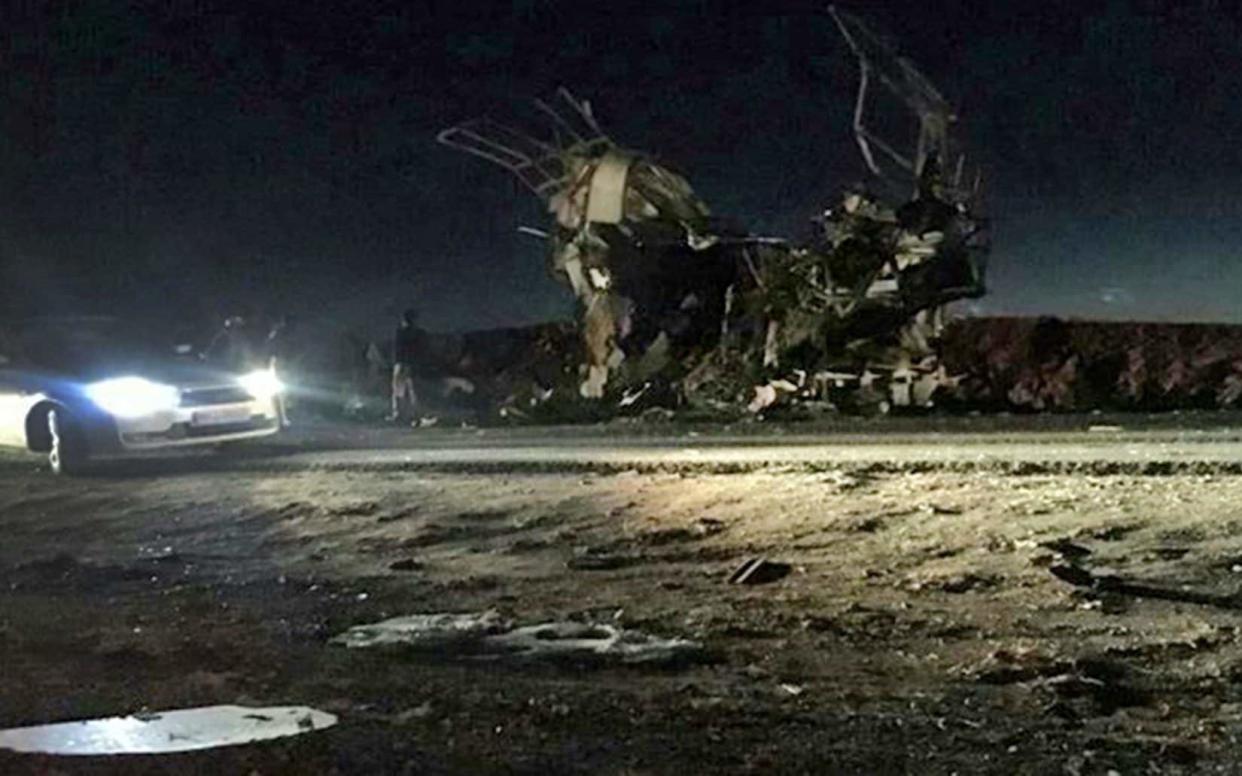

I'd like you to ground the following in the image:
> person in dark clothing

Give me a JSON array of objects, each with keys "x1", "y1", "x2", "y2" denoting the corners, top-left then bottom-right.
[
  {"x1": 265, "y1": 316, "x2": 292, "y2": 427},
  {"x1": 265, "y1": 316, "x2": 289, "y2": 366},
  {"x1": 204, "y1": 315, "x2": 261, "y2": 373},
  {"x1": 390, "y1": 308, "x2": 423, "y2": 421}
]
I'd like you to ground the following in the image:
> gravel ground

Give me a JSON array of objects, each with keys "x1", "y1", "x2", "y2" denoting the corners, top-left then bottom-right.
[{"x1": 3, "y1": 417, "x2": 1242, "y2": 774}]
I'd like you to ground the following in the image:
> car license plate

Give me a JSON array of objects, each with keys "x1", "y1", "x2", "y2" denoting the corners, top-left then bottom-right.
[{"x1": 191, "y1": 407, "x2": 251, "y2": 427}]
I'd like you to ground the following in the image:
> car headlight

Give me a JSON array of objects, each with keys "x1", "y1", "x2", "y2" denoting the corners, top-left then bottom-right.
[
  {"x1": 238, "y1": 369, "x2": 283, "y2": 400},
  {"x1": 84, "y1": 377, "x2": 181, "y2": 418}
]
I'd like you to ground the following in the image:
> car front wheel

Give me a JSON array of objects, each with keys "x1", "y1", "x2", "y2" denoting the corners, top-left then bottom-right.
[{"x1": 47, "y1": 407, "x2": 89, "y2": 475}]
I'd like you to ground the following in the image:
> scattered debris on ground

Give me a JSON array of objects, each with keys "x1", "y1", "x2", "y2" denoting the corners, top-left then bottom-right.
[
  {"x1": 0, "y1": 705, "x2": 337, "y2": 756},
  {"x1": 485, "y1": 622, "x2": 705, "y2": 666},
  {"x1": 329, "y1": 611, "x2": 512, "y2": 650},
  {"x1": 1049, "y1": 562, "x2": 1242, "y2": 610},
  {"x1": 331, "y1": 611, "x2": 704, "y2": 666},
  {"x1": 5, "y1": 442, "x2": 1242, "y2": 771},
  {"x1": 727, "y1": 557, "x2": 793, "y2": 585},
  {"x1": 566, "y1": 549, "x2": 635, "y2": 570}
]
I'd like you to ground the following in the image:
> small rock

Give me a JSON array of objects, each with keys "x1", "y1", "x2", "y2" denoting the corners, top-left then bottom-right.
[
  {"x1": 1029, "y1": 552, "x2": 1057, "y2": 568},
  {"x1": 392, "y1": 702, "x2": 434, "y2": 725},
  {"x1": 1147, "y1": 547, "x2": 1188, "y2": 561},
  {"x1": 1038, "y1": 538, "x2": 1092, "y2": 560},
  {"x1": 1048, "y1": 564, "x2": 1097, "y2": 588},
  {"x1": 693, "y1": 518, "x2": 727, "y2": 537},
  {"x1": 908, "y1": 573, "x2": 996, "y2": 594},
  {"x1": 567, "y1": 553, "x2": 633, "y2": 570}
]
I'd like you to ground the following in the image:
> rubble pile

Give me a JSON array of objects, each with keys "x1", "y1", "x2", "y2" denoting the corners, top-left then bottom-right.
[
  {"x1": 436, "y1": 7, "x2": 988, "y2": 419},
  {"x1": 943, "y1": 317, "x2": 1242, "y2": 411},
  {"x1": 419, "y1": 315, "x2": 1242, "y2": 421}
]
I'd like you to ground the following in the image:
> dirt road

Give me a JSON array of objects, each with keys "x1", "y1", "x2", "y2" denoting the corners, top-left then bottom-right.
[{"x1": 3, "y1": 417, "x2": 1242, "y2": 773}]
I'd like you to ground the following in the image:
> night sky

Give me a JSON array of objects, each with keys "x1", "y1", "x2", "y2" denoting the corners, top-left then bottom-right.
[{"x1": 3, "y1": 0, "x2": 1241, "y2": 338}]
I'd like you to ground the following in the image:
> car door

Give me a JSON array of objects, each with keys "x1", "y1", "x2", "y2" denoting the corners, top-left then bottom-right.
[{"x1": 0, "y1": 345, "x2": 44, "y2": 449}]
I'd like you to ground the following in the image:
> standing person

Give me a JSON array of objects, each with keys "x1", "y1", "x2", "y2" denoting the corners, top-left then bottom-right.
[
  {"x1": 265, "y1": 316, "x2": 292, "y2": 427},
  {"x1": 204, "y1": 315, "x2": 260, "y2": 373},
  {"x1": 389, "y1": 308, "x2": 422, "y2": 422},
  {"x1": 364, "y1": 341, "x2": 387, "y2": 396}
]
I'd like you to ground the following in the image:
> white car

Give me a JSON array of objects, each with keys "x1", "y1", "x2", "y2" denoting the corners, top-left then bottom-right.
[{"x1": 0, "y1": 317, "x2": 283, "y2": 474}]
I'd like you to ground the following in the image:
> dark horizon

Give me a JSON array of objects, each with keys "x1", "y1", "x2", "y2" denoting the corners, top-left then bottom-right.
[{"x1": 3, "y1": 0, "x2": 1241, "y2": 338}]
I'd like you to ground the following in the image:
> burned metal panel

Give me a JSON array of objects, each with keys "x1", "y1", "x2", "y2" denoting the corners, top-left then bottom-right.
[{"x1": 829, "y1": 6, "x2": 978, "y2": 203}]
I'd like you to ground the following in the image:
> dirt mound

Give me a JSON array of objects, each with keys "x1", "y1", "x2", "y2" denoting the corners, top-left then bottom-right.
[{"x1": 943, "y1": 317, "x2": 1242, "y2": 411}]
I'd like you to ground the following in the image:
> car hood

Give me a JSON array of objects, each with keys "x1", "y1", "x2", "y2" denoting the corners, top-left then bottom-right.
[{"x1": 61, "y1": 358, "x2": 247, "y2": 389}]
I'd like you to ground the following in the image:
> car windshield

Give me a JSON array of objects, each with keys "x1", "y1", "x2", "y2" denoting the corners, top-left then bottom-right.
[{"x1": 14, "y1": 317, "x2": 172, "y2": 373}]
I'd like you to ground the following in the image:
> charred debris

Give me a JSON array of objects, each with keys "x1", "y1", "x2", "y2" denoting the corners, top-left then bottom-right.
[{"x1": 437, "y1": 8, "x2": 988, "y2": 421}]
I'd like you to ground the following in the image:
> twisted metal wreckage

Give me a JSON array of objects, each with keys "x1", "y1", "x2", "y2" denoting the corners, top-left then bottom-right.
[{"x1": 437, "y1": 8, "x2": 988, "y2": 417}]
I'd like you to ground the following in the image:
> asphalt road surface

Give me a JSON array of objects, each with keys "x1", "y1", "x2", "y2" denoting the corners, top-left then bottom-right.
[
  {"x1": 6, "y1": 412, "x2": 1242, "y2": 476},
  {"x1": 228, "y1": 413, "x2": 1242, "y2": 474}
]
